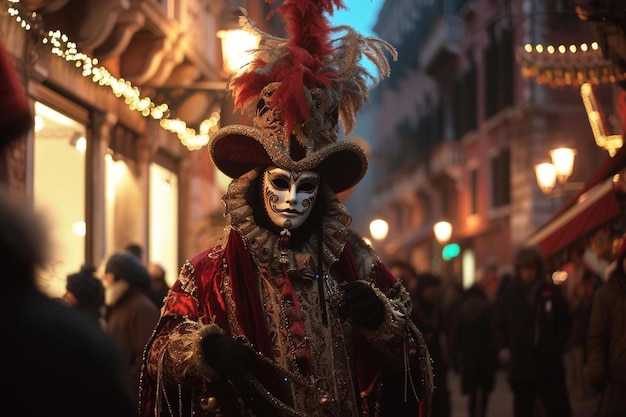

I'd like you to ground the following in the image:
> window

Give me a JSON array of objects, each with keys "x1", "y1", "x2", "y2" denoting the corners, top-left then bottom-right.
[
  {"x1": 490, "y1": 149, "x2": 511, "y2": 208},
  {"x1": 469, "y1": 168, "x2": 478, "y2": 214},
  {"x1": 34, "y1": 102, "x2": 87, "y2": 296},
  {"x1": 149, "y1": 162, "x2": 179, "y2": 288},
  {"x1": 453, "y1": 55, "x2": 477, "y2": 138},
  {"x1": 484, "y1": 24, "x2": 514, "y2": 119}
]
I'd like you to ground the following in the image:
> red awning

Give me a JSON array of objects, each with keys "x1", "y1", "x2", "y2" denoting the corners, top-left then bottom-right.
[{"x1": 526, "y1": 178, "x2": 622, "y2": 257}]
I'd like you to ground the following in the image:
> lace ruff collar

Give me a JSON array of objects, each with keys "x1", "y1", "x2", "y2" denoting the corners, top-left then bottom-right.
[{"x1": 222, "y1": 168, "x2": 352, "y2": 279}]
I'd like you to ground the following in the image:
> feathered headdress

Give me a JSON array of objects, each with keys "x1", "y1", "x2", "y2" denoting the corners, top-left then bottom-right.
[{"x1": 209, "y1": 0, "x2": 397, "y2": 193}]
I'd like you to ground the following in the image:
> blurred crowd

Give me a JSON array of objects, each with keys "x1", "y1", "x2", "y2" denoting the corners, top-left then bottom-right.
[{"x1": 389, "y1": 228, "x2": 626, "y2": 417}]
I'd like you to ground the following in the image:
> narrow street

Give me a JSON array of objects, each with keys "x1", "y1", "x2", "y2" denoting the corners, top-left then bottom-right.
[{"x1": 448, "y1": 369, "x2": 601, "y2": 417}]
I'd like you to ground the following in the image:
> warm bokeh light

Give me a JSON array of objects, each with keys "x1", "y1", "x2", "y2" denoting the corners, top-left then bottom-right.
[
  {"x1": 433, "y1": 220, "x2": 452, "y2": 244},
  {"x1": 535, "y1": 162, "x2": 557, "y2": 194},
  {"x1": 217, "y1": 28, "x2": 259, "y2": 74},
  {"x1": 550, "y1": 147, "x2": 576, "y2": 184},
  {"x1": 369, "y1": 218, "x2": 389, "y2": 241}
]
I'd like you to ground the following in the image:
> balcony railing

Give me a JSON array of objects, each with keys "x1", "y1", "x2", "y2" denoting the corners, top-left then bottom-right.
[{"x1": 419, "y1": 15, "x2": 462, "y2": 74}]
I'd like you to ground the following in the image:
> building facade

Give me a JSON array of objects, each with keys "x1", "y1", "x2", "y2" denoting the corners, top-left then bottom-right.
[
  {"x1": 1, "y1": 0, "x2": 276, "y2": 296},
  {"x1": 345, "y1": 0, "x2": 618, "y2": 287}
]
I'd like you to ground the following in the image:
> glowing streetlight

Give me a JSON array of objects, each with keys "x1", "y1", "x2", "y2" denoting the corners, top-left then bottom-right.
[
  {"x1": 217, "y1": 8, "x2": 260, "y2": 75},
  {"x1": 369, "y1": 218, "x2": 389, "y2": 241},
  {"x1": 535, "y1": 147, "x2": 577, "y2": 195},
  {"x1": 535, "y1": 162, "x2": 558, "y2": 194},
  {"x1": 433, "y1": 220, "x2": 452, "y2": 244}
]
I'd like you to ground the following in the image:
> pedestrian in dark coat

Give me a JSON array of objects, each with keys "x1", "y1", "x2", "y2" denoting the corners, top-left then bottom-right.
[
  {"x1": 104, "y1": 251, "x2": 160, "y2": 405},
  {"x1": 412, "y1": 272, "x2": 451, "y2": 417},
  {"x1": 63, "y1": 263, "x2": 106, "y2": 329},
  {"x1": 454, "y1": 282, "x2": 497, "y2": 417},
  {"x1": 587, "y1": 236, "x2": 626, "y2": 417},
  {"x1": 0, "y1": 38, "x2": 136, "y2": 417},
  {"x1": 493, "y1": 245, "x2": 572, "y2": 417}
]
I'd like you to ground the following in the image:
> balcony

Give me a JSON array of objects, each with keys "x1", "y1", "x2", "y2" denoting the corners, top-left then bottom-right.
[
  {"x1": 39, "y1": 0, "x2": 226, "y2": 129},
  {"x1": 430, "y1": 140, "x2": 463, "y2": 185},
  {"x1": 419, "y1": 15, "x2": 462, "y2": 78}
]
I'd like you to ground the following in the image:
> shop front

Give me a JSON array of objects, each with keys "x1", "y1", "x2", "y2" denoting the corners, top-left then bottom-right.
[{"x1": 526, "y1": 146, "x2": 626, "y2": 270}]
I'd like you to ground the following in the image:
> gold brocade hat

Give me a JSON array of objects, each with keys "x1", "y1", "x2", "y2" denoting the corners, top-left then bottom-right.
[{"x1": 209, "y1": 0, "x2": 397, "y2": 193}]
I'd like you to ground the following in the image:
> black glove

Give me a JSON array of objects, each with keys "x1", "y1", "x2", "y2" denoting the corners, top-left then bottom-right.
[
  {"x1": 201, "y1": 333, "x2": 258, "y2": 386},
  {"x1": 339, "y1": 281, "x2": 386, "y2": 330}
]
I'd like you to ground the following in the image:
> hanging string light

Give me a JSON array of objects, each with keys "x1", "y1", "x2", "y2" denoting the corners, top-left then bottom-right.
[{"x1": 520, "y1": 41, "x2": 626, "y2": 87}]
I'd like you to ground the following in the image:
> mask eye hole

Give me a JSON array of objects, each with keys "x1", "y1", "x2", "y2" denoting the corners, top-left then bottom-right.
[
  {"x1": 270, "y1": 177, "x2": 290, "y2": 190},
  {"x1": 298, "y1": 181, "x2": 318, "y2": 193}
]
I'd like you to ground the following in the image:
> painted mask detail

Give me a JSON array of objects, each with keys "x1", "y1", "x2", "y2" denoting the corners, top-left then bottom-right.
[{"x1": 262, "y1": 167, "x2": 320, "y2": 230}]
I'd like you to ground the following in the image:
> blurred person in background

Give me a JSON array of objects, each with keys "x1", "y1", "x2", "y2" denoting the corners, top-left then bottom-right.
[
  {"x1": 481, "y1": 257, "x2": 501, "y2": 303},
  {"x1": 453, "y1": 275, "x2": 498, "y2": 417},
  {"x1": 493, "y1": 245, "x2": 572, "y2": 417},
  {"x1": 63, "y1": 263, "x2": 106, "y2": 329},
  {"x1": 411, "y1": 272, "x2": 452, "y2": 417},
  {"x1": 147, "y1": 262, "x2": 170, "y2": 308},
  {"x1": 561, "y1": 243, "x2": 602, "y2": 401},
  {"x1": 104, "y1": 250, "x2": 160, "y2": 405},
  {"x1": 125, "y1": 242, "x2": 144, "y2": 262},
  {"x1": 586, "y1": 228, "x2": 621, "y2": 282},
  {"x1": 388, "y1": 259, "x2": 420, "y2": 308},
  {"x1": 586, "y1": 235, "x2": 626, "y2": 417},
  {"x1": 0, "y1": 37, "x2": 136, "y2": 417}
]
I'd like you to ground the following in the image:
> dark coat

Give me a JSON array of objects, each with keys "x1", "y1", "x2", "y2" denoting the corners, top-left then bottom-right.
[
  {"x1": 586, "y1": 268, "x2": 626, "y2": 417},
  {"x1": 493, "y1": 275, "x2": 572, "y2": 382},
  {"x1": 107, "y1": 286, "x2": 160, "y2": 403},
  {"x1": 1, "y1": 288, "x2": 137, "y2": 417},
  {"x1": 454, "y1": 284, "x2": 497, "y2": 394}
]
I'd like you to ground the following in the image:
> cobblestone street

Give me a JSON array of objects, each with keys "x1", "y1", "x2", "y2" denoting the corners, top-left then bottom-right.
[{"x1": 448, "y1": 369, "x2": 600, "y2": 417}]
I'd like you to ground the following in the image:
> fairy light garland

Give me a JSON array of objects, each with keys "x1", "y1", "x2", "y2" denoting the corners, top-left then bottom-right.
[
  {"x1": 519, "y1": 41, "x2": 626, "y2": 87},
  {"x1": 6, "y1": 0, "x2": 220, "y2": 151}
]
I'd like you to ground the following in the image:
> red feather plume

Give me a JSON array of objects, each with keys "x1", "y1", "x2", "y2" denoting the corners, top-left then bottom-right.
[{"x1": 230, "y1": 0, "x2": 346, "y2": 135}]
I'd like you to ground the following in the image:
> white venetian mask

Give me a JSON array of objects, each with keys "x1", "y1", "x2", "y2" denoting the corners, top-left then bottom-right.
[{"x1": 262, "y1": 167, "x2": 320, "y2": 230}]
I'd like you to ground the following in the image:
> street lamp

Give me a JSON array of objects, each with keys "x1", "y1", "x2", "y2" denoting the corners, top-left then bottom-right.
[
  {"x1": 369, "y1": 218, "x2": 389, "y2": 241},
  {"x1": 217, "y1": 8, "x2": 259, "y2": 75},
  {"x1": 534, "y1": 147, "x2": 578, "y2": 194},
  {"x1": 433, "y1": 220, "x2": 452, "y2": 244}
]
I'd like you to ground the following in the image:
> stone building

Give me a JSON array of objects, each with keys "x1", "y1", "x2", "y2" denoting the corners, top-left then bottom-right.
[
  {"x1": 0, "y1": 0, "x2": 278, "y2": 295},
  {"x1": 344, "y1": 0, "x2": 621, "y2": 287}
]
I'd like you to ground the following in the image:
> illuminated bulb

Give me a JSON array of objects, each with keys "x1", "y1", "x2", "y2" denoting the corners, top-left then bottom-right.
[
  {"x1": 75, "y1": 136, "x2": 87, "y2": 153},
  {"x1": 433, "y1": 221, "x2": 452, "y2": 244},
  {"x1": 535, "y1": 163, "x2": 557, "y2": 194},
  {"x1": 369, "y1": 219, "x2": 389, "y2": 241},
  {"x1": 550, "y1": 148, "x2": 576, "y2": 184},
  {"x1": 72, "y1": 221, "x2": 86, "y2": 237},
  {"x1": 552, "y1": 270, "x2": 568, "y2": 285}
]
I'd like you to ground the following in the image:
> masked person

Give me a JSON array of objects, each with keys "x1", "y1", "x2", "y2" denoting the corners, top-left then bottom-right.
[{"x1": 138, "y1": 1, "x2": 433, "y2": 416}]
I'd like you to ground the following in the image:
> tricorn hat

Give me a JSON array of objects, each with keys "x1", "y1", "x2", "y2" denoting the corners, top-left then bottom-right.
[{"x1": 209, "y1": 0, "x2": 397, "y2": 193}]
